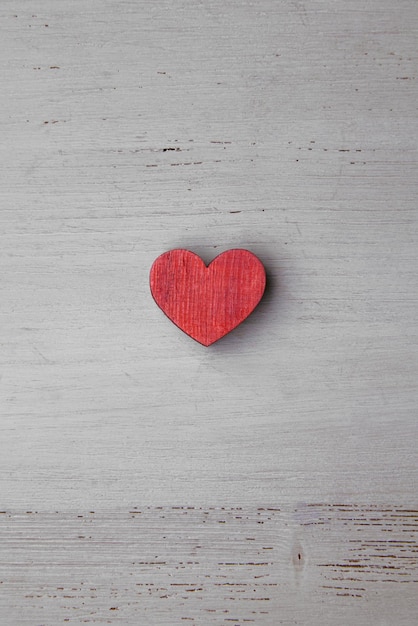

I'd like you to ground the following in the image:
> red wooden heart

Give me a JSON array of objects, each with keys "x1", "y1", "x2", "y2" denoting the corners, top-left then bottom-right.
[{"x1": 150, "y1": 249, "x2": 266, "y2": 346}]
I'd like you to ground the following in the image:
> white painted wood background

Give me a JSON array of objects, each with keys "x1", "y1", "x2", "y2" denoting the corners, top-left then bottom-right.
[{"x1": 1, "y1": 0, "x2": 417, "y2": 623}]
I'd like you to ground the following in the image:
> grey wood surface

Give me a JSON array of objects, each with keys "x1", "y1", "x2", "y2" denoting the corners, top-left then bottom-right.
[{"x1": 1, "y1": 0, "x2": 417, "y2": 624}]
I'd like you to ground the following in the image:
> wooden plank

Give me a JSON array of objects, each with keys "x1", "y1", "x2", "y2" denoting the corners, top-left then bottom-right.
[
  {"x1": 0, "y1": 505, "x2": 417, "y2": 625},
  {"x1": 0, "y1": 0, "x2": 417, "y2": 623}
]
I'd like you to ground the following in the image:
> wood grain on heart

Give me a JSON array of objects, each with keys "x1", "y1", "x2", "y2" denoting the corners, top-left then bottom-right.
[{"x1": 150, "y1": 249, "x2": 266, "y2": 346}]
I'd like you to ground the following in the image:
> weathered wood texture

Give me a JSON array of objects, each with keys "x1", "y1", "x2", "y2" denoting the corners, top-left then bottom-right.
[
  {"x1": 1, "y1": 0, "x2": 417, "y2": 624},
  {"x1": 150, "y1": 249, "x2": 266, "y2": 345},
  {"x1": 1, "y1": 505, "x2": 418, "y2": 625}
]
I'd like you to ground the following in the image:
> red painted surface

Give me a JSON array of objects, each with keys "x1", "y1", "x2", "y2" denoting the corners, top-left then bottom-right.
[{"x1": 150, "y1": 249, "x2": 266, "y2": 346}]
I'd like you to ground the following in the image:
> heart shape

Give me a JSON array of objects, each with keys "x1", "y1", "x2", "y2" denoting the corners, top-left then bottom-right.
[{"x1": 150, "y1": 249, "x2": 266, "y2": 346}]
